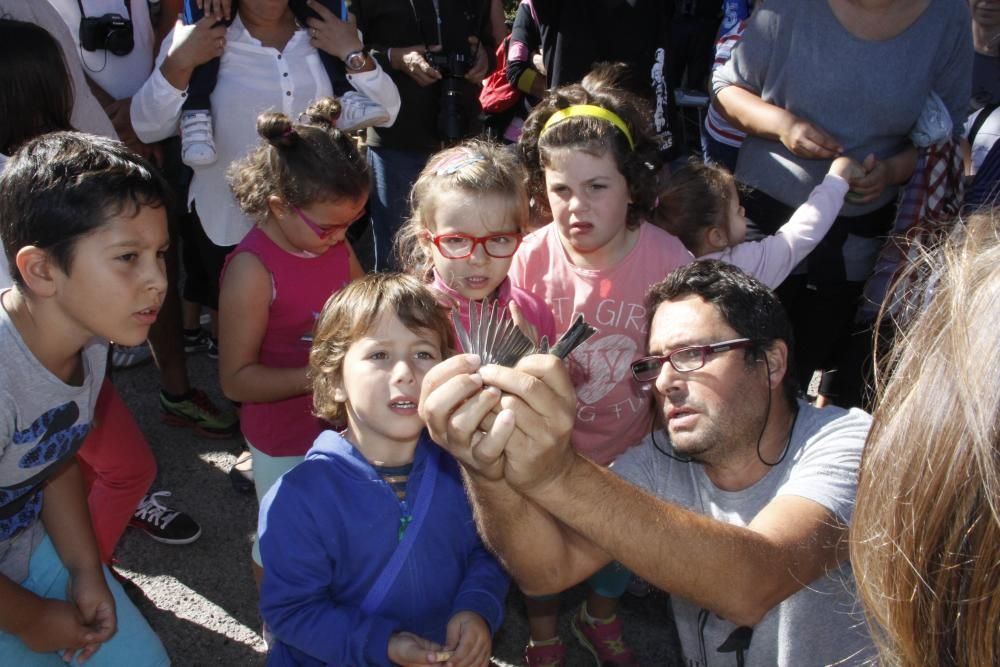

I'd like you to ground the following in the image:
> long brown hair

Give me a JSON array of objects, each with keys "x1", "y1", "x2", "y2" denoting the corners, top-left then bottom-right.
[{"x1": 851, "y1": 209, "x2": 1000, "y2": 667}]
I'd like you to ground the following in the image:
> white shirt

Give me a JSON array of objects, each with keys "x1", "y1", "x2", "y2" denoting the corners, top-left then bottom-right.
[
  {"x1": 0, "y1": 154, "x2": 9, "y2": 291},
  {"x1": 50, "y1": 0, "x2": 155, "y2": 100},
  {"x1": 131, "y1": 15, "x2": 400, "y2": 247}
]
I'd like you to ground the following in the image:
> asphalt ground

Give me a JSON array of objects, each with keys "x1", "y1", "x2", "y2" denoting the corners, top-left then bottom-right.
[{"x1": 111, "y1": 350, "x2": 685, "y2": 666}]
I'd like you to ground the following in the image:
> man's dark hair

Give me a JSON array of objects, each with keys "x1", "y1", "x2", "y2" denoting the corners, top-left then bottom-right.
[
  {"x1": 646, "y1": 260, "x2": 799, "y2": 405},
  {"x1": 0, "y1": 132, "x2": 171, "y2": 287}
]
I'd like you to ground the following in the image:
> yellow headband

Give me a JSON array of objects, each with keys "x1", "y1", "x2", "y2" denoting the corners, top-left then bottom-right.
[{"x1": 540, "y1": 105, "x2": 635, "y2": 150}]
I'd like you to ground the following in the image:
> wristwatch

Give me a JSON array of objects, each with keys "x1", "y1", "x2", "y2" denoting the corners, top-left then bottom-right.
[{"x1": 344, "y1": 49, "x2": 368, "y2": 72}]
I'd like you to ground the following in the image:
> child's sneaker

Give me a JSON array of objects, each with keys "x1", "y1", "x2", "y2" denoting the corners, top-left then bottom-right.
[
  {"x1": 180, "y1": 110, "x2": 217, "y2": 167},
  {"x1": 160, "y1": 388, "x2": 239, "y2": 439},
  {"x1": 336, "y1": 91, "x2": 390, "y2": 132},
  {"x1": 570, "y1": 604, "x2": 639, "y2": 667},
  {"x1": 129, "y1": 491, "x2": 202, "y2": 545},
  {"x1": 523, "y1": 639, "x2": 567, "y2": 667}
]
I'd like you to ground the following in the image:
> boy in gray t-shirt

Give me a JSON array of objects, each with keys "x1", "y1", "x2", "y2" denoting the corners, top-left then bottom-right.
[
  {"x1": 612, "y1": 402, "x2": 874, "y2": 667},
  {"x1": 0, "y1": 133, "x2": 170, "y2": 665}
]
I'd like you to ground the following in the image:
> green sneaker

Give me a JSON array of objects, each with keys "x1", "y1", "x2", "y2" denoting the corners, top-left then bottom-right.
[{"x1": 160, "y1": 388, "x2": 239, "y2": 439}]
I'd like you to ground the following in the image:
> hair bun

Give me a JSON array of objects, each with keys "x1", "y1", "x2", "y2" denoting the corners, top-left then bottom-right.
[
  {"x1": 304, "y1": 96, "x2": 343, "y2": 128},
  {"x1": 257, "y1": 112, "x2": 295, "y2": 146}
]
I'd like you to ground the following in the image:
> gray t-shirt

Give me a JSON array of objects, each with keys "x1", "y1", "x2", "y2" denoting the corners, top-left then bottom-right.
[
  {"x1": 0, "y1": 292, "x2": 107, "y2": 582},
  {"x1": 713, "y1": 0, "x2": 973, "y2": 217},
  {"x1": 612, "y1": 401, "x2": 874, "y2": 667}
]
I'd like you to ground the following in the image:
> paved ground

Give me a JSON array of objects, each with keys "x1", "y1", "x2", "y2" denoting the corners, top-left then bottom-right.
[{"x1": 111, "y1": 351, "x2": 684, "y2": 666}]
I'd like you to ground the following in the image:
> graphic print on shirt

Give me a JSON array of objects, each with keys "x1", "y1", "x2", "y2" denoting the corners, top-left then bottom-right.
[
  {"x1": 0, "y1": 402, "x2": 90, "y2": 540},
  {"x1": 570, "y1": 334, "x2": 637, "y2": 404},
  {"x1": 689, "y1": 608, "x2": 753, "y2": 667}
]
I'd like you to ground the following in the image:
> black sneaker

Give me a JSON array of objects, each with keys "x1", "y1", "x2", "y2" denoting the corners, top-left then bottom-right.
[
  {"x1": 183, "y1": 328, "x2": 213, "y2": 355},
  {"x1": 129, "y1": 491, "x2": 202, "y2": 545}
]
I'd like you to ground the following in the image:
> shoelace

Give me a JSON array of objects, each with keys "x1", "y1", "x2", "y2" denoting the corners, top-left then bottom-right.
[
  {"x1": 181, "y1": 113, "x2": 214, "y2": 143},
  {"x1": 135, "y1": 491, "x2": 180, "y2": 529},
  {"x1": 189, "y1": 390, "x2": 222, "y2": 416}
]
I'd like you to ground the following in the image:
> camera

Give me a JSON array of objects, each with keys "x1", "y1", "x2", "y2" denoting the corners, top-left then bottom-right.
[
  {"x1": 425, "y1": 47, "x2": 472, "y2": 142},
  {"x1": 80, "y1": 13, "x2": 134, "y2": 56}
]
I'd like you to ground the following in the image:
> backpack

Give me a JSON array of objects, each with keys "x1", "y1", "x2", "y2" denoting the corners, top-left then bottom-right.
[{"x1": 479, "y1": 35, "x2": 521, "y2": 114}]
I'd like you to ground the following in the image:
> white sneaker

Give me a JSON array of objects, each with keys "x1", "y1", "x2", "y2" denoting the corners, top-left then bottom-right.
[
  {"x1": 336, "y1": 91, "x2": 390, "y2": 132},
  {"x1": 180, "y1": 110, "x2": 217, "y2": 167}
]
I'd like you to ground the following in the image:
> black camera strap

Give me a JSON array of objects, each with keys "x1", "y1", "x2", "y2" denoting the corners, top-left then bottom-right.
[
  {"x1": 76, "y1": 0, "x2": 133, "y2": 20},
  {"x1": 406, "y1": 0, "x2": 491, "y2": 51}
]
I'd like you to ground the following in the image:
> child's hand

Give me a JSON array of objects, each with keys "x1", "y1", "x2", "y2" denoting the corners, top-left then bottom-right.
[
  {"x1": 67, "y1": 567, "x2": 117, "y2": 662},
  {"x1": 388, "y1": 631, "x2": 451, "y2": 666},
  {"x1": 846, "y1": 153, "x2": 892, "y2": 204},
  {"x1": 508, "y1": 301, "x2": 539, "y2": 347},
  {"x1": 15, "y1": 597, "x2": 98, "y2": 659},
  {"x1": 444, "y1": 611, "x2": 492, "y2": 667},
  {"x1": 828, "y1": 156, "x2": 865, "y2": 182}
]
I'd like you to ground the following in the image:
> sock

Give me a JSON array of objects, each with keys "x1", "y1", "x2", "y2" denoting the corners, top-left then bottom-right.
[
  {"x1": 528, "y1": 636, "x2": 561, "y2": 647},
  {"x1": 581, "y1": 601, "x2": 616, "y2": 625}
]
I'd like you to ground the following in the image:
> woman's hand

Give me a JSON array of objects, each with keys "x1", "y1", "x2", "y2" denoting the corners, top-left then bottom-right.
[
  {"x1": 846, "y1": 153, "x2": 892, "y2": 203},
  {"x1": 196, "y1": 0, "x2": 231, "y2": 21},
  {"x1": 162, "y1": 14, "x2": 227, "y2": 88},
  {"x1": 778, "y1": 117, "x2": 842, "y2": 159},
  {"x1": 304, "y1": 0, "x2": 363, "y2": 61}
]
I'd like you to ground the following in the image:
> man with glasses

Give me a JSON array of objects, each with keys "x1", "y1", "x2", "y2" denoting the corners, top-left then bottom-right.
[{"x1": 420, "y1": 260, "x2": 875, "y2": 666}]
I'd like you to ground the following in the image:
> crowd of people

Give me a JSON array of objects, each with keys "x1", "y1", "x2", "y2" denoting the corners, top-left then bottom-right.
[{"x1": 0, "y1": 0, "x2": 998, "y2": 666}]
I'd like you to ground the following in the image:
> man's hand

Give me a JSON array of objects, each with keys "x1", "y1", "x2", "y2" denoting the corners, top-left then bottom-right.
[
  {"x1": 67, "y1": 567, "x2": 116, "y2": 663},
  {"x1": 778, "y1": 117, "x2": 841, "y2": 159},
  {"x1": 398, "y1": 47, "x2": 443, "y2": 86},
  {"x1": 464, "y1": 36, "x2": 489, "y2": 82},
  {"x1": 444, "y1": 611, "x2": 491, "y2": 667},
  {"x1": 419, "y1": 354, "x2": 513, "y2": 481},
  {"x1": 477, "y1": 355, "x2": 577, "y2": 494},
  {"x1": 387, "y1": 631, "x2": 451, "y2": 666}
]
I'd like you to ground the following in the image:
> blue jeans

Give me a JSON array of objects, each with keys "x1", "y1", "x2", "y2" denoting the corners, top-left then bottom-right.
[
  {"x1": 367, "y1": 146, "x2": 433, "y2": 271},
  {"x1": 0, "y1": 535, "x2": 169, "y2": 666}
]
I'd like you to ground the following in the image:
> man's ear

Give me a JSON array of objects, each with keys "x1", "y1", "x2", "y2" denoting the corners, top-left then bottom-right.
[
  {"x1": 15, "y1": 246, "x2": 59, "y2": 298},
  {"x1": 761, "y1": 340, "x2": 789, "y2": 390}
]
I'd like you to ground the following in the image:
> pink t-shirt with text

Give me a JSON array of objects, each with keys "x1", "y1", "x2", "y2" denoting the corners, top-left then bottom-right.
[{"x1": 510, "y1": 223, "x2": 691, "y2": 465}]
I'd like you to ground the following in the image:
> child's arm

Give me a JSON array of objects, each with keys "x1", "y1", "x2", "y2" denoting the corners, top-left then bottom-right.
[
  {"x1": 39, "y1": 460, "x2": 116, "y2": 662},
  {"x1": 713, "y1": 158, "x2": 859, "y2": 289},
  {"x1": 218, "y1": 252, "x2": 312, "y2": 404},
  {"x1": 258, "y1": 479, "x2": 446, "y2": 666}
]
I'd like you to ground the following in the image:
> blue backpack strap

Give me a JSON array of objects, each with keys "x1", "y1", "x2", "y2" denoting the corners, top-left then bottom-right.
[{"x1": 360, "y1": 438, "x2": 441, "y2": 615}]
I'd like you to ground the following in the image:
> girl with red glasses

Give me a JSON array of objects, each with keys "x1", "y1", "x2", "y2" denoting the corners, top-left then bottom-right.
[
  {"x1": 395, "y1": 140, "x2": 556, "y2": 351},
  {"x1": 218, "y1": 97, "x2": 367, "y2": 613}
]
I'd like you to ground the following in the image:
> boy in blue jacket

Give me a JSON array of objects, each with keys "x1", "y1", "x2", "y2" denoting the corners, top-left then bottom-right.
[{"x1": 258, "y1": 273, "x2": 509, "y2": 666}]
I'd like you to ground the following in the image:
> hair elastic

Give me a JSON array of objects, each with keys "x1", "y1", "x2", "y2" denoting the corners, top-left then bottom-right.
[{"x1": 540, "y1": 104, "x2": 635, "y2": 150}]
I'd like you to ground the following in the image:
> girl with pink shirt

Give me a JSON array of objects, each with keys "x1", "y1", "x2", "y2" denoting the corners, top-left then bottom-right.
[
  {"x1": 510, "y1": 83, "x2": 691, "y2": 667},
  {"x1": 395, "y1": 140, "x2": 556, "y2": 350},
  {"x1": 218, "y1": 97, "x2": 366, "y2": 602}
]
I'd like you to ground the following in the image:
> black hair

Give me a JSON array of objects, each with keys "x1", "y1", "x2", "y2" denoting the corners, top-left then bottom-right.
[
  {"x1": 645, "y1": 260, "x2": 799, "y2": 405},
  {"x1": 0, "y1": 18, "x2": 74, "y2": 155},
  {"x1": 0, "y1": 132, "x2": 171, "y2": 287}
]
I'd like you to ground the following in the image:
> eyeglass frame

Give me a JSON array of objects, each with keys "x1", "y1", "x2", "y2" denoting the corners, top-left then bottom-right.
[
  {"x1": 631, "y1": 338, "x2": 755, "y2": 382},
  {"x1": 423, "y1": 231, "x2": 523, "y2": 259},
  {"x1": 291, "y1": 204, "x2": 365, "y2": 240}
]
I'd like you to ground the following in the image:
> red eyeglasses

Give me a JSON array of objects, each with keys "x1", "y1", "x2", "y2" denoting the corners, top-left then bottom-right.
[
  {"x1": 425, "y1": 232, "x2": 523, "y2": 259},
  {"x1": 292, "y1": 205, "x2": 365, "y2": 240}
]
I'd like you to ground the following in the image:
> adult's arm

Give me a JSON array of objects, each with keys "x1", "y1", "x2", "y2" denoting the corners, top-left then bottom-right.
[
  {"x1": 462, "y1": 358, "x2": 858, "y2": 627},
  {"x1": 506, "y1": 2, "x2": 546, "y2": 98},
  {"x1": 130, "y1": 16, "x2": 227, "y2": 143}
]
